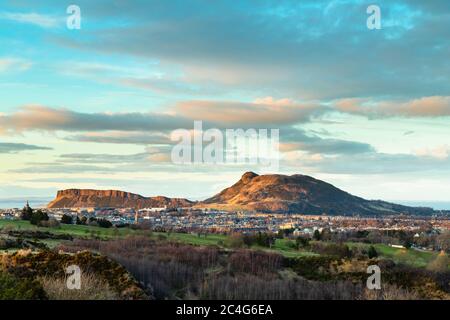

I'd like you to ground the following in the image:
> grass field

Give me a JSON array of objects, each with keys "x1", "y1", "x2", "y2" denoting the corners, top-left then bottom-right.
[
  {"x1": 156, "y1": 231, "x2": 227, "y2": 246},
  {"x1": 268, "y1": 238, "x2": 318, "y2": 258},
  {"x1": 0, "y1": 219, "x2": 317, "y2": 258},
  {"x1": 0, "y1": 219, "x2": 136, "y2": 238},
  {"x1": 347, "y1": 242, "x2": 439, "y2": 268},
  {"x1": 0, "y1": 219, "x2": 444, "y2": 266}
]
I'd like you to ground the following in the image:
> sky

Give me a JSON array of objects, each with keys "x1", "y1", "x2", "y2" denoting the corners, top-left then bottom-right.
[{"x1": 0, "y1": 0, "x2": 449, "y2": 206}]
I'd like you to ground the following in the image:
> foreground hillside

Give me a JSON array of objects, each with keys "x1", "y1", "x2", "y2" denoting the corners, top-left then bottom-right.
[{"x1": 1, "y1": 219, "x2": 448, "y2": 300}]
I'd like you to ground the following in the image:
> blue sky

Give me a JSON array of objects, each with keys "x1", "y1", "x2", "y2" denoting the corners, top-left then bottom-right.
[{"x1": 0, "y1": 0, "x2": 449, "y2": 206}]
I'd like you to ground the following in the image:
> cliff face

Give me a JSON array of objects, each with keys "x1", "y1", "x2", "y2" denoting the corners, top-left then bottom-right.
[
  {"x1": 47, "y1": 189, "x2": 194, "y2": 209},
  {"x1": 200, "y1": 172, "x2": 434, "y2": 216}
]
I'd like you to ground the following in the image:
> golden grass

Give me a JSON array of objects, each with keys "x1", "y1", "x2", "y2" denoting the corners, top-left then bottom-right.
[{"x1": 39, "y1": 273, "x2": 119, "y2": 300}]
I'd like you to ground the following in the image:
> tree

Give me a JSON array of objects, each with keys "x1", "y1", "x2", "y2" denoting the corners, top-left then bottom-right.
[
  {"x1": 436, "y1": 231, "x2": 450, "y2": 252},
  {"x1": 403, "y1": 239, "x2": 413, "y2": 249},
  {"x1": 313, "y1": 230, "x2": 321, "y2": 241},
  {"x1": 40, "y1": 219, "x2": 60, "y2": 228},
  {"x1": 320, "y1": 228, "x2": 332, "y2": 241},
  {"x1": 97, "y1": 219, "x2": 113, "y2": 228},
  {"x1": 368, "y1": 245, "x2": 378, "y2": 259},
  {"x1": 296, "y1": 237, "x2": 310, "y2": 249},
  {"x1": 21, "y1": 201, "x2": 33, "y2": 221},
  {"x1": 61, "y1": 214, "x2": 73, "y2": 224},
  {"x1": 30, "y1": 210, "x2": 49, "y2": 225},
  {"x1": 80, "y1": 216, "x2": 88, "y2": 225}
]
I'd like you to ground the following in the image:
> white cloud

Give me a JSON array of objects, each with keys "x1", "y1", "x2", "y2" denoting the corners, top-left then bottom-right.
[
  {"x1": 334, "y1": 96, "x2": 450, "y2": 118},
  {"x1": 414, "y1": 145, "x2": 450, "y2": 159},
  {"x1": 0, "y1": 12, "x2": 59, "y2": 28},
  {"x1": 0, "y1": 57, "x2": 32, "y2": 72}
]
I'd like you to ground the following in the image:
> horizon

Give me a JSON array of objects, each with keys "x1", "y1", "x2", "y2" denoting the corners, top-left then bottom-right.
[
  {"x1": 1, "y1": 0, "x2": 449, "y2": 203},
  {"x1": 2, "y1": 199, "x2": 450, "y2": 211},
  {"x1": 1, "y1": 178, "x2": 450, "y2": 211},
  {"x1": 1, "y1": 170, "x2": 450, "y2": 210}
]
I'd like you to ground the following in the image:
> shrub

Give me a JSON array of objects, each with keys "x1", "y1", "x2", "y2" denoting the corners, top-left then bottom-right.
[
  {"x1": 363, "y1": 284, "x2": 420, "y2": 300},
  {"x1": 131, "y1": 221, "x2": 152, "y2": 230},
  {"x1": 200, "y1": 274, "x2": 362, "y2": 300},
  {"x1": 39, "y1": 219, "x2": 60, "y2": 228},
  {"x1": 60, "y1": 214, "x2": 73, "y2": 224},
  {"x1": 427, "y1": 252, "x2": 449, "y2": 272},
  {"x1": 296, "y1": 237, "x2": 310, "y2": 249},
  {"x1": 225, "y1": 233, "x2": 245, "y2": 248},
  {"x1": 76, "y1": 216, "x2": 87, "y2": 225},
  {"x1": 1, "y1": 250, "x2": 147, "y2": 300},
  {"x1": 157, "y1": 234, "x2": 167, "y2": 241},
  {"x1": 30, "y1": 210, "x2": 49, "y2": 226},
  {"x1": 287, "y1": 256, "x2": 337, "y2": 280},
  {"x1": 97, "y1": 219, "x2": 113, "y2": 228},
  {"x1": 240, "y1": 233, "x2": 276, "y2": 248},
  {"x1": 368, "y1": 246, "x2": 378, "y2": 259},
  {"x1": 286, "y1": 240, "x2": 299, "y2": 250},
  {"x1": 310, "y1": 242, "x2": 351, "y2": 259},
  {"x1": 0, "y1": 272, "x2": 47, "y2": 300},
  {"x1": 228, "y1": 250, "x2": 282, "y2": 275}
]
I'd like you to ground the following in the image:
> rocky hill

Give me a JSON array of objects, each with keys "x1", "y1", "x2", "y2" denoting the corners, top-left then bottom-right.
[
  {"x1": 47, "y1": 189, "x2": 194, "y2": 209},
  {"x1": 200, "y1": 172, "x2": 434, "y2": 216},
  {"x1": 47, "y1": 173, "x2": 435, "y2": 215}
]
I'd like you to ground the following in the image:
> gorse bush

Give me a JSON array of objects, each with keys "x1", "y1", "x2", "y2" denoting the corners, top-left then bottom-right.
[
  {"x1": 310, "y1": 242, "x2": 351, "y2": 259},
  {"x1": 1, "y1": 249, "x2": 147, "y2": 300},
  {"x1": 426, "y1": 251, "x2": 449, "y2": 272},
  {"x1": 0, "y1": 272, "x2": 47, "y2": 300}
]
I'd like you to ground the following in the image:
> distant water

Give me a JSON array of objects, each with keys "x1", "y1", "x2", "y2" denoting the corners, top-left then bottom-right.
[
  {"x1": 394, "y1": 201, "x2": 450, "y2": 210},
  {"x1": 0, "y1": 198, "x2": 52, "y2": 209}
]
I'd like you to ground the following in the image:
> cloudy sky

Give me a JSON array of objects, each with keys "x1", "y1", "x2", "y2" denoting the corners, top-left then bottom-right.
[{"x1": 0, "y1": 0, "x2": 449, "y2": 206}]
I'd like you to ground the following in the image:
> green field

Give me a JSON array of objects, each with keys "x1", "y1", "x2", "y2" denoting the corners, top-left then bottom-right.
[
  {"x1": 0, "y1": 219, "x2": 443, "y2": 265},
  {"x1": 268, "y1": 238, "x2": 318, "y2": 258},
  {"x1": 347, "y1": 242, "x2": 439, "y2": 268},
  {"x1": 0, "y1": 219, "x2": 135, "y2": 238},
  {"x1": 158, "y1": 232, "x2": 226, "y2": 246},
  {"x1": 0, "y1": 219, "x2": 316, "y2": 258}
]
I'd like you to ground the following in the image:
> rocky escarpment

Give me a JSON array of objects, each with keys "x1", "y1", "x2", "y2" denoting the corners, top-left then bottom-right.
[{"x1": 47, "y1": 189, "x2": 194, "y2": 209}]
